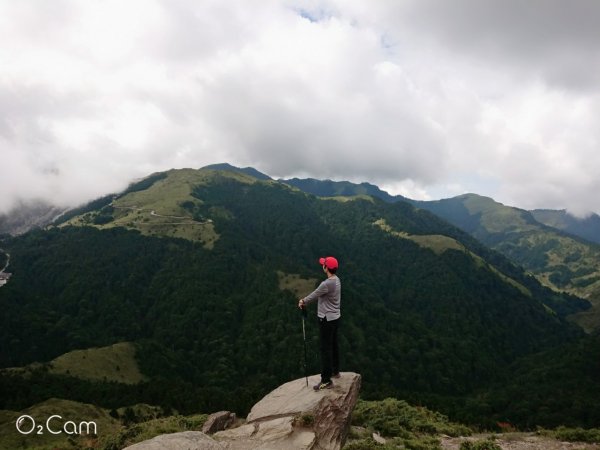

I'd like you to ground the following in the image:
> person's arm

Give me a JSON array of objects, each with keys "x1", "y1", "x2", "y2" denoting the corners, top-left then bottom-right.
[{"x1": 298, "y1": 280, "x2": 328, "y2": 308}]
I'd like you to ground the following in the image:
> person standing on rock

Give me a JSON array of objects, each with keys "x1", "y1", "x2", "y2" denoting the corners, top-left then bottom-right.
[{"x1": 298, "y1": 256, "x2": 341, "y2": 390}]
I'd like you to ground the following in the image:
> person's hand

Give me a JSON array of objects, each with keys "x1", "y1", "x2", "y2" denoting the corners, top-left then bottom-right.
[{"x1": 298, "y1": 298, "x2": 305, "y2": 309}]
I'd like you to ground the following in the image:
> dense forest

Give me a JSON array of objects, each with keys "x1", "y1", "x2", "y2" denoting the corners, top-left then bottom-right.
[
  {"x1": 410, "y1": 194, "x2": 600, "y2": 306},
  {"x1": 0, "y1": 250, "x2": 7, "y2": 269},
  {"x1": 0, "y1": 171, "x2": 596, "y2": 428}
]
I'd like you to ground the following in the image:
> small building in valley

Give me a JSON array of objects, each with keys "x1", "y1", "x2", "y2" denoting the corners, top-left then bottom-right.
[{"x1": 0, "y1": 272, "x2": 12, "y2": 287}]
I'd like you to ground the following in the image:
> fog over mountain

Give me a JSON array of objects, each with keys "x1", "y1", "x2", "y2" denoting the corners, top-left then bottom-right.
[{"x1": 1, "y1": 0, "x2": 600, "y2": 215}]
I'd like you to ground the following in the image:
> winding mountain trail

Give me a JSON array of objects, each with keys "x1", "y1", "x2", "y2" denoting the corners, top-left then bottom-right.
[
  {"x1": 111, "y1": 204, "x2": 212, "y2": 225},
  {"x1": 110, "y1": 204, "x2": 212, "y2": 225},
  {"x1": 149, "y1": 210, "x2": 188, "y2": 219}
]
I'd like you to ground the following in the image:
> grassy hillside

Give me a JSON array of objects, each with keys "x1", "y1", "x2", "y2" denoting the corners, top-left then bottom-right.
[
  {"x1": 0, "y1": 398, "x2": 120, "y2": 450},
  {"x1": 282, "y1": 177, "x2": 403, "y2": 203},
  {"x1": 374, "y1": 218, "x2": 531, "y2": 297},
  {"x1": 203, "y1": 162, "x2": 272, "y2": 180},
  {"x1": 3, "y1": 342, "x2": 146, "y2": 385},
  {"x1": 277, "y1": 271, "x2": 318, "y2": 296},
  {"x1": 58, "y1": 169, "x2": 262, "y2": 248},
  {"x1": 415, "y1": 194, "x2": 600, "y2": 332},
  {"x1": 49, "y1": 342, "x2": 145, "y2": 384},
  {"x1": 348, "y1": 397, "x2": 600, "y2": 449},
  {"x1": 532, "y1": 209, "x2": 600, "y2": 245},
  {"x1": 0, "y1": 397, "x2": 207, "y2": 450},
  {"x1": 282, "y1": 176, "x2": 600, "y2": 247}
]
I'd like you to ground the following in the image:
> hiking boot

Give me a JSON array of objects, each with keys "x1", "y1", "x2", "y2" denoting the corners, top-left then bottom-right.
[
  {"x1": 313, "y1": 381, "x2": 333, "y2": 391},
  {"x1": 332, "y1": 372, "x2": 341, "y2": 379}
]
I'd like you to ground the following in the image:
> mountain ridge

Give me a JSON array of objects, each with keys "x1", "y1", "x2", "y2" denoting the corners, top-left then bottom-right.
[
  {"x1": 532, "y1": 208, "x2": 600, "y2": 244},
  {"x1": 410, "y1": 193, "x2": 600, "y2": 332}
]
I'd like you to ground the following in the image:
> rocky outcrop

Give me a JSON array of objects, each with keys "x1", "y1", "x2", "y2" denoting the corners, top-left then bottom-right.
[
  {"x1": 203, "y1": 411, "x2": 237, "y2": 434},
  {"x1": 123, "y1": 430, "x2": 225, "y2": 449},
  {"x1": 215, "y1": 372, "x2": 361, "y2": 450},
  {"x1": 124, "y1": 372, "x2": 361, "y2": 450}
]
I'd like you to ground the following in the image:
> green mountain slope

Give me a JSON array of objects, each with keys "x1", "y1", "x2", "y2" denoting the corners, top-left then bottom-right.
[
  {"x1": 0, "y1": 398, "x2": 121, "y2": 450},
  {"x1": 55, "y1": 168, "x2": 245, "y2": 247},
  {"x1": 4, "y1": 342, "x2": 146, "y2": 385},
  {"x1": 464, "y1": 334, "x2": 600, "y2": 429},
  {"x1": 532, "y1": 209, "x2": 600, "y2": 245},
  {"x1": 0, "y1": 167, "x2": 589, "y2": 428},
  {"x1": 0, "y1": 396, "x2": 207, "y2": 450},
  {"x1": 282, "y1": 175, "x2": 600, "y2": 246},
  {"x1": 203, "y1": 162, "x2": 273, "y2": 180},
  {"x1": 282, "y1": 177, "x2": 405, "y2": 203},
  {"x1": 413, "y1": 194, "x2": 600, "y2": 332}
]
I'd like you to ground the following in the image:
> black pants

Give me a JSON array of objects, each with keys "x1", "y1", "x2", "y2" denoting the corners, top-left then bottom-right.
[{"x1": 319, "y1": 316, "x2": 340, "y2": 383}]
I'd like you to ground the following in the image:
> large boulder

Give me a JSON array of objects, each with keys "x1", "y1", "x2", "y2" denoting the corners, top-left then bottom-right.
[
  {"x1": 123, "y1": 430, "x2": 224, "y2": 449},
  {"x1": 215, "y1": 372, "x2": 361, "y2": 450},
  {"x1": 124, "y1": 372, "x2": 361, "y2": 450},
  {"x1": 203, "y1": 411, "x2": 237, "y2": 434}
]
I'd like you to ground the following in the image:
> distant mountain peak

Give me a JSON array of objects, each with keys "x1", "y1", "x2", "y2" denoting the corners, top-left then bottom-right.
[
  {"x1": 532, "y1": 208, "x2": 600, "y2": 245},
  {"x1": 280, "y1": 177, "x2": 407, "y2": 203},
  {"x1": 456, "y1": 192, "x2": 490, "y2": 199},
  {"x1": 201, "y1": 163, "x2": 272, "y2": 181}
]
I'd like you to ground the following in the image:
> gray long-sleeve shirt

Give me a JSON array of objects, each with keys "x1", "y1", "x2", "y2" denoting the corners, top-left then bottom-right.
[{"x1": 303, "y1": 275, "x2": 341, "y2": 321}]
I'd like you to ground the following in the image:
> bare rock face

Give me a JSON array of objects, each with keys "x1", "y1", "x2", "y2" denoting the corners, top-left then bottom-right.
[
  {"x1": 214, "y1": 372, "x2": 361, "y2": 450},
  {"x1": 203, "y1": 411, "x2": 237, "y2": 434},
  {"x1": 124, "y1": 372, "x2": 361, "y2": 450},
  {"x1": 123, "y1": 430, "x2": 225, "y2": 450}
]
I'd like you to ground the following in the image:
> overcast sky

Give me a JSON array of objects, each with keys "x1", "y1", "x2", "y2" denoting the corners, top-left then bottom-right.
[{"x1": 2, "y1": 0, "x2": 600, "y2": 215}]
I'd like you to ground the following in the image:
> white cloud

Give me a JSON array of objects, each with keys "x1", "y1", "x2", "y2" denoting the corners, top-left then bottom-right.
[{"x1": 1, "y1": 0, "x2": 599, "y2": 214}]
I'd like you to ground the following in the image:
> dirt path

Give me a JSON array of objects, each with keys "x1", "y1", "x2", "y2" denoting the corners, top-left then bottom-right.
[
  {"x1": 111, "y1": 204, "x2": 212, "y2": 225},
  {"x1": 441, "y1": 433, "x2": 600, "y2": 450},
  {"x1": 149, "y1": 210, "x2": 189, "y2": 219}
]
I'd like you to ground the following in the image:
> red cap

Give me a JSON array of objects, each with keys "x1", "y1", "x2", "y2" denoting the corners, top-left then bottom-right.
[{"x1": 319, "y1": 256, "x2": 338, "y2": 270}]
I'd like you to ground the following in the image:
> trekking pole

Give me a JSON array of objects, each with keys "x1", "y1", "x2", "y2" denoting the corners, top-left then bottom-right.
[{"x1": 301, "y1": 304, "x2": 309, "y2": 387}]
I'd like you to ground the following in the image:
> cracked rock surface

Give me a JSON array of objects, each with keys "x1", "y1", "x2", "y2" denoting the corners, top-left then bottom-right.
[
  {"x1": 215, "y1": 372, "x2": 361, "y2": 450},
  {"x1": 124, "y1": 372, "x2": 361, "y2": 450}
]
